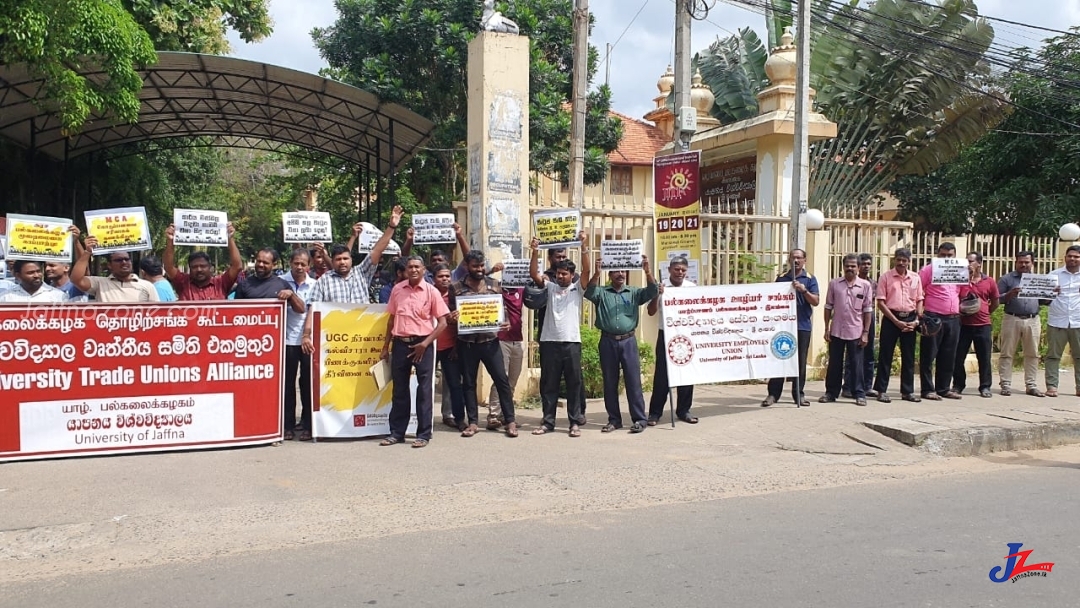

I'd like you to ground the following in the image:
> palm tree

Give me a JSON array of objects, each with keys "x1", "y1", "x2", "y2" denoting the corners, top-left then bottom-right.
[{"x1": 696, "y1": 0, "x2": 1010, "y2": 211}]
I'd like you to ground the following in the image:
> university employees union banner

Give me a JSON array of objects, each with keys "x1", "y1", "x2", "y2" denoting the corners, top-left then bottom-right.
[
  {"x1": 0, "y1": 301, "x2": 285, "y2": 463},
  {"x1": 660, "y1": 284, "x2": 799, "y2": 386},
  {"x1": 653, "y1": 151, "x2": 702, "y2": 281},
  {"x1": 311, "y1": 303, "x2": 428, "y2": 439}
]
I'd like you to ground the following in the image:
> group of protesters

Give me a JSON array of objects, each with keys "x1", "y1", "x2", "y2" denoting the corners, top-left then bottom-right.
[
  {"x1": 6, "y1": 210, "x2": 1076, "y2": 448},
  {"x1": 767, "y1": 244, "x2": 1079, "y2": 410}
]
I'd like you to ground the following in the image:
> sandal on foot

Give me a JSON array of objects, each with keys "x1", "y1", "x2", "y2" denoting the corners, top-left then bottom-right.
[
  {"x1": 461, "y1": 424, "x2": 478, "y2": 438},
  {"x1": 629, "y1": 422, "x2": 646, "y2": 433},
  {"x1": 283, "y1": 430, "x2": 295, "y2": 441},
  {"x1": 647, "y1": 419, "x2": 658, "y2": 426},
  {"x1": 1046, "y1": 388, "x2": 1059, "y2": 397},
  {"x1": 679, "y1": 415, "x2": 699, "y2": 424},
  {"x1": 1000, "y1": 387, "x2": 1012, "y2": 396},
  {"x1": 298, "y1": 430, "x2": 313, "y2": 441},
  {"x1": 855, "y1": 398, "x2": 867, "y2": 406},
  {"x1": 1026, "y1": 387, "x2": 1045, "y2": 397},
  {"x1": 601, "y1": 423, "x2": 620, "y2": 433},
  {"x1": 760, "y1": 396, "x2": 776, "y2": 408},
  {"x1": 532, "y1": 426, "x2": 554, "y2": 435},
  {"x1": 505, "y1": 422, "x2": 519, "y2": 438},
  {"x1": 411, "y1": 439, "x2": 429, "y2": 448},
  {"x1": 568, "y1": 425, "x2": 581, "y2": 438},
  {"x1": 877, "y1": 394, "x2": 892, "y2": 403},
  {"x1": 379, "y1": 437, "x2": 402, "y2": 446}
]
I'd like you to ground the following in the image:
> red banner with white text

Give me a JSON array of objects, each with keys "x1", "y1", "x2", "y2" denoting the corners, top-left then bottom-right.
[{"x1": 0, "y1": 301, "x2": 284, "y2": 462}]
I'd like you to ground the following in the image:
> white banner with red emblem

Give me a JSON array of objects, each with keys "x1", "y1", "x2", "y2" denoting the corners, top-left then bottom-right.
[{"x1": 659, "y1": 284, "x2": 799, "y2": 386}]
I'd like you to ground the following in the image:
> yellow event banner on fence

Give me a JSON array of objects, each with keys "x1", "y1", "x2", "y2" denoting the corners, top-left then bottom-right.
[
  {"x1": 5, "y1": 213, "x2": 73, "y2": 263},
  {"x1": 311, "y1": 302, "x2": 424, "y2": 439},
  {"x1": 84, "y1": 207, "x2": 153, "y2": 255},
  {"x1": 653, "y1": 151, "x2": 702, "y2": 282}
]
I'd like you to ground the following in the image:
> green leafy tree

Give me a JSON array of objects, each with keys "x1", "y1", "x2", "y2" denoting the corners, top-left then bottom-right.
[
  {"x1": 312, "y1": 0, "x2": 623, "y2": 208},
  {"x1": 0, "y1": 0, "x2": 157, "y2": 132},
  {"x1": 891, "y1": 30, "x2": 1080, "y2": 236},
  {"x1": 695, "y1": 0, "x2": 1009, "y2": 211},
  {"x1": 122, "y1": 0, "x2": 272, "y2": 53}
]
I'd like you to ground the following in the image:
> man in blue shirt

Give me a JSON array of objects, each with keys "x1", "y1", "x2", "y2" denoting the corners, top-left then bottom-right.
[
  {"x1": 283, "y1": 249, "x2": 316, "y2": 440},
  {"x1": 762, "y1": 249, "x2": 820, "y2": 408}
]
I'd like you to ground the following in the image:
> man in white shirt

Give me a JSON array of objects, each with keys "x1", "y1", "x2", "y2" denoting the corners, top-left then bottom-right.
[
  {"x1": 646, "y1": 256, "x2": 698, "y2": 424},
  {"x1": 529, "y1": 232, "x2": 591, "y2": 437},
  {"x1": 1045, "y1": 245, "x2": 1080, "y2": 397},
  {"x1": 0, "y1": 260, "x2": 68, "y2": 303}
]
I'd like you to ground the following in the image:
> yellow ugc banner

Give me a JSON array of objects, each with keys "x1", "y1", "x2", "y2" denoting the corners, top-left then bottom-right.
[{"x1": 312, "y1": 303, "x2": 424, "y2": 438}]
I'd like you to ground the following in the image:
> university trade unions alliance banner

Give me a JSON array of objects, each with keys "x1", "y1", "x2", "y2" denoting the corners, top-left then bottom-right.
[
  {"x1": 311, "y1": 303, "x2": 428, "y2": 439},
  {"x1": 0, "y1": 301, "x2": 285, "y2": 463},
  {"x1": 660, "y1": 284, "x2": 799, "y2": 386}
]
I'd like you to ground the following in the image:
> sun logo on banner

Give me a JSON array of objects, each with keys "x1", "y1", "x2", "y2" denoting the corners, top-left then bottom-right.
[{"x1": 661, "y1": 168, "x2": 695, "y2": 203}]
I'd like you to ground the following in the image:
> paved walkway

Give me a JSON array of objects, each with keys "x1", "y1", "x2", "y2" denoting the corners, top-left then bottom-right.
[{"x1": 5, "y1": 373, "x2": 1080, "y2": 584}]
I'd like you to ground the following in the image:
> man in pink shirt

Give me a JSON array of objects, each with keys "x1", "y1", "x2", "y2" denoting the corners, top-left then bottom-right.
[
  {"x1": 380, "y1": 255, "x2": 451, "y2": 448},
  {"x1": 820, "y1": 255, "x2": 874, "y2": 406},
  {"x1": 918, "y1": 242, "x2": 963, "y2": 401},
  {"x1": 872, "y1": 248, "x2": 925, "y2": 402}
]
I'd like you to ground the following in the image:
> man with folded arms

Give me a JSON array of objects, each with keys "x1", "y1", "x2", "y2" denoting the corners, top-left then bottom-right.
[
  {"x1": 585, "y1": 250, "x2": 659, "y2": 434},
  {"x1": 996, "y1": 251, "x2": 1044, "y2": 397},
  {"x1": 820, "y1": 254, "x2": 874, "y2": 406},
  {"x1": 380, "y1": 255, "x2": 450, "y2": 448}
]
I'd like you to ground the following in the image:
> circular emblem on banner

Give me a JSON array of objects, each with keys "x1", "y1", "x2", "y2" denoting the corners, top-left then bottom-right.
[
  {"x1": 667, "y1": 335, "x2": 694, "y2": 366},
  {"x1": 771, "y1": 331, "x2": 797, "y2": 360}
]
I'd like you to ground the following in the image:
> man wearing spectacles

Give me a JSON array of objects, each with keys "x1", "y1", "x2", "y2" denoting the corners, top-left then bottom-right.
[{"x1": 70, "y1": 235, "x2": 159, "y2": 303}]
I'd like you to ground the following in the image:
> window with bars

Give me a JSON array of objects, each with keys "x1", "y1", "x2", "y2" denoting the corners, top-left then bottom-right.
[{"x1": 609, "y1": 166, "x2": 633, "y2": 195}]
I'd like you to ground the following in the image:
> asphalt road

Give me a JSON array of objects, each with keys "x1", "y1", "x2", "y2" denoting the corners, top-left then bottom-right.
[{"x1": 4, "y1": 451, "x2": 1077, "y2": 608}]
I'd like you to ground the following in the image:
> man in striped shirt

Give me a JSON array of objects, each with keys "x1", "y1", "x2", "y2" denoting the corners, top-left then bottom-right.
[{"x1": 301, "y1": 205, "x2": 403, "y2": 354}]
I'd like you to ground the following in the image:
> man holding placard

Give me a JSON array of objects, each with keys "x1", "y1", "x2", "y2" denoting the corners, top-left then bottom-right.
[
  {"x1": 646, "y1": 256, "x2": 697, "y2": 423},
  {"x1": 1044, "y1": 245, "x2": 1080, "y2": 398},
  {"x1": 301, "y1": 206, "x2": 404, "y2": 354},
  {"x1": 917, "y1": 242, "x2": 964, "y2": 401},
  {"x1": 451, "y1": 250, "x2": 518, "y2": 438},
  {"x1": 997, "y1": 251, "x2": 1045, "y2": 397},
  {"x1": 586, "y1": 245, "x2": 659, "y2": 433},
  {"x1": 163, "y1": 221, "x2": 244, "y2": 301},
  {"x1": 71, "y1": 235, "x2": 160, "y2": 303},
  {"x1": 761, "y1": 250, "x2": 820, "y2": 408},
  {"x1": 530, "y1": 233, "x2": 591, "y2": 437}
]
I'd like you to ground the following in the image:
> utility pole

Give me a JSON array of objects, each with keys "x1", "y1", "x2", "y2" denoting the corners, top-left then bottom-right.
[
  {"x1": 790, "y1": 0, "x2": 811, "y2": 251},
  {"x1": 672, "y1": 0, "x2": 695, "y2": 151},
  {"x1": 568, "y1": 0, "x2": 589, "y2": 209}
]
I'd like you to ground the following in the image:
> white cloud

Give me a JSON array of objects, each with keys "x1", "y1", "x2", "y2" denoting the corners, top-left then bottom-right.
[{"x1": 228, "y1": 0, "x2": 1077, "y2": 119}]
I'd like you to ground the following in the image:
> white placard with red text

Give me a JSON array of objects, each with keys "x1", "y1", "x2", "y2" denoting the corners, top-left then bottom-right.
[{"x1": 660, "y1": 283, "x2": 799, "y2": 386}]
